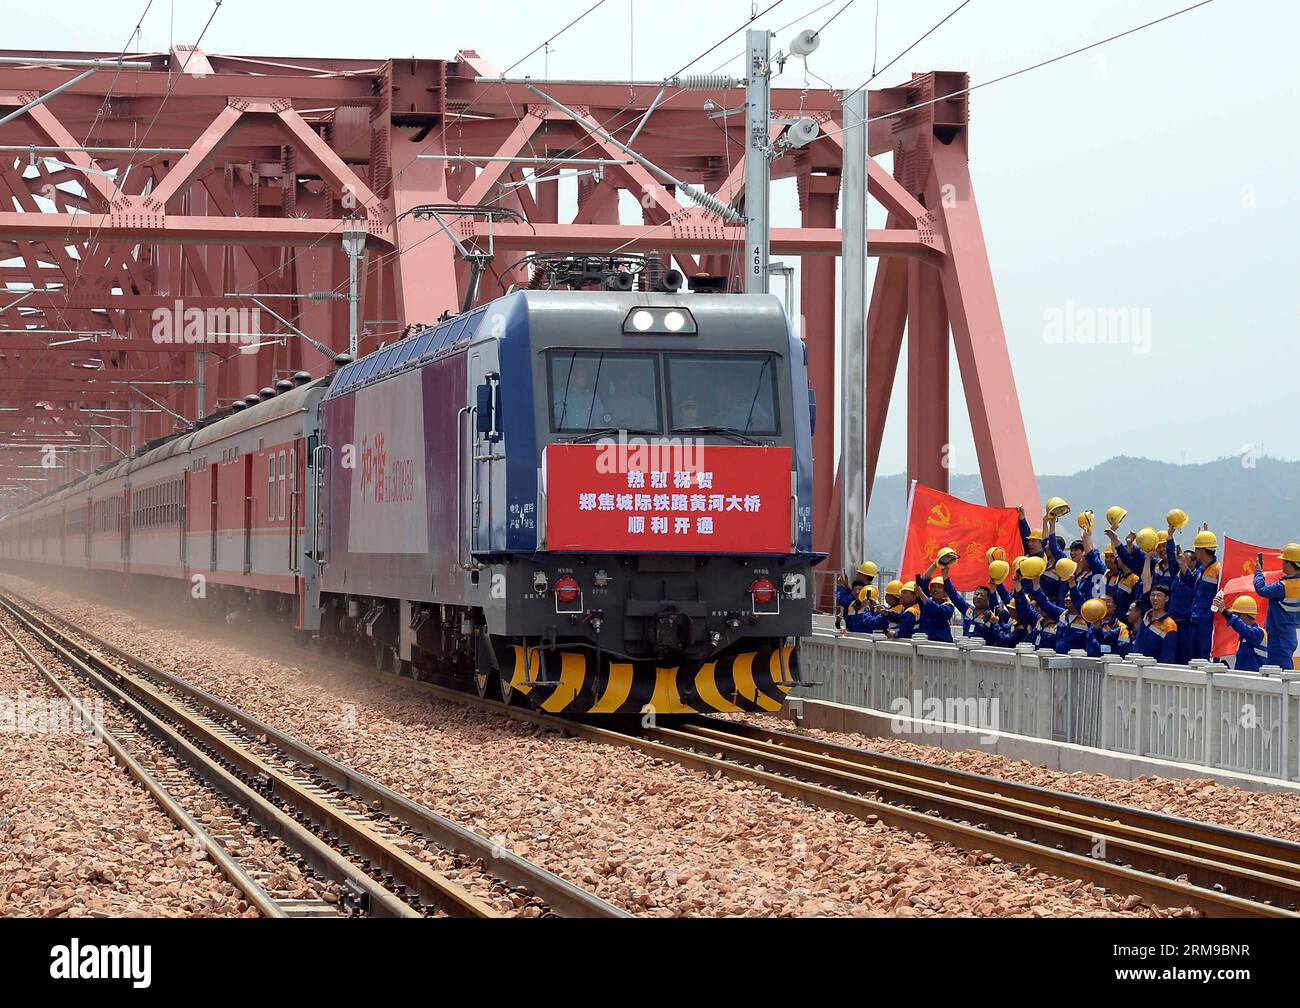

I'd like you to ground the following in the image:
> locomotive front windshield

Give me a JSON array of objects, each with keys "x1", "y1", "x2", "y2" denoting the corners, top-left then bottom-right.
[
  {"x1": 666, "y1": 353, "x2": 778, "y2": 436},
  {"x1": 548, "y1": 349, "x2": 781, "y2": 436},
  {"x1": 549, "y1": 351, "x2": 660, "y2": 432}
]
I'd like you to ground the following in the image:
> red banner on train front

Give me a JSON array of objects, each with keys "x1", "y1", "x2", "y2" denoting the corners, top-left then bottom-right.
[
  {"x1": 1212, "y1": 536, "x2": 1284, "y2": 659},
  {"x1": 544, "y1": 442, "x2": 792, "y2": 553},
  {"x1": 898, "y1": 483, "x2": 1023, "y2": 592}
]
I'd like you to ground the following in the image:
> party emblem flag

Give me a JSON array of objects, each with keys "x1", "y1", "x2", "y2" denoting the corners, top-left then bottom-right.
[{"x1": 899, "y1": 483, "x2": 1022, "y2": 592}]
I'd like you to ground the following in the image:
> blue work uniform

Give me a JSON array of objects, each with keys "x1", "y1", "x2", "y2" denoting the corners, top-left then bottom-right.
[
  {"x1": 1219, "y1": 610, "x2": 1268, "y2": 673},
  {"x1": 914, "y1": 581, "x2": 955, "y2": 643},
  {"x1": 1253, "y1": 571, "x2": 1300, "y2": 669},
  {"x1": 1133, "y1": 610, "x2": 1179, "y2": 663},
  {"x1": 1104, "y1": 569, "x2": 1140, "y2": 615},
  {"x1": 1187, "y1": 559, "x2": 1220, "y2": 661},
  {"x1": 1094, "y1": 617, "x2": 1131, "y2": 658}
]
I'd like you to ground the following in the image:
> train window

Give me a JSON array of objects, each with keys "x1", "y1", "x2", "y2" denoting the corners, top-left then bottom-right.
[
  {"x1": 548, "y1": 351, "x2": 660, "y2": 433},
  {"x1": 268, "y1": 453, "x2": 277, "y2": 521},
  {"x1": 666, "y1": 353, "x2": 779, "y2": 436},
  {"x1": 278, "y1": 450, "x2": 287, "y2": 520},
  {"x1": 445, "y1": 315, "x2": 469, "y2": 347}
]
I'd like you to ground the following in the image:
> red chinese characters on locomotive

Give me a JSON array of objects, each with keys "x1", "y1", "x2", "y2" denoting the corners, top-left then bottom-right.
[
  {"x1": 545, "y1": 444, "x2": 792, "y2": 553},
  {"x1": 359, "y1": 432, "x2": 416, "y2": 504}
]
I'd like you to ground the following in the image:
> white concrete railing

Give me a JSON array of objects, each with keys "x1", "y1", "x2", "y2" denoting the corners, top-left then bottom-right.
[{"x1": 797, "y1": 629, "x2": 1300, "y2": 782}]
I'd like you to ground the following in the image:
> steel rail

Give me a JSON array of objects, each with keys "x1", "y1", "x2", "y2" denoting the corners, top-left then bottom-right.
[
  {"x1": 11, "y1": 577, "x2": 1292, "y2": 918},
  {"x1": 0, "y1": 616, "x2": 287, "y2": 919},
  {"x1": 0, "y1": 586, "x2": 627, "y2": 920},
  {"x1": 314, "y1": 668, "x2": 1299, "y2": 917},
  {"x1": 695, "y1": 714, "x2": 1300, "y2": 878},
  {"x1": 654, "y1": 718, "x2": 1300, "y2": 912},
  {"x1": 0, "y1": 592, "x2": 458, "y2": 918}
]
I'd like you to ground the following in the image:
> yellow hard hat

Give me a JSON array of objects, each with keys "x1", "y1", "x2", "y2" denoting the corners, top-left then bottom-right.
[
  {"x1": 1136, "y1": 527, "x2": 1158, "y2": 552},
  {"x1": 1081, "y1": 598, "x2": 1107, "y2": 624},
  {"x1": 1102, "y1": 543, "x2": 1115, "y2": 556},
  {"x1": 884, "y1": 579, "x2": 904, "y2": 596},
  {"x1": 1229, "y1": 595, "x2": 1258, "y2": 616},
  {"x1": 857, "y1": 584, "x2": 879, "y2": 603},
  {"x1": 1105, "y1": 506, "x2": 1127, "y2": 528},
  {"x1": 1027, "y1": 528, "x2": 1044, "y2": 542},
  {"x1": 1157, "y1": 530, "x2": 1169, "y2": 545},
  {"x1": 988, "y1": 559, "x2": 1010, "y2": 584},
  {"x1": 1282, "y1": 544, "x2": 1300, "y2": 564},
  {"x1": 901, "y1": 581, "x2": 917, "y2": 595},
  {"x1": 1055, "y1": 557, "x2": 1078, "y2": 579},
  {"x1": 1045, "y1": 496, "x2": 1070, "y2": 519},
  {"x1": 1167, "y1": 508, "x2": 1189, "y2": 530},
  {"x1": 936, "y1": 546, "x2": 959, "y2": 566},
  {"x1": 1077, "y1": 510, "x2": 1095, "y2": 532},
  {"x1": 1020, "y1": 555, "x2": 1046, "y2": 580},
  {"x1": 1194, "y1": 530, "x2": 1218, "y2": 551},
  {"x1": 985, "y1": 545, "x2": 1007, "y2": 564},
  {"x1": 856, "y1": 561, "x2": 879, "y2": 577}
]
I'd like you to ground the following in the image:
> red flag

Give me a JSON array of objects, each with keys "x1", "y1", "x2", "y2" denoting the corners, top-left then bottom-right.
[
  {"x1": 898, "y1": 483, "x2": 1022, "y2": 592},
  {"x1": 1212, "y1": 536, "x2": 1284, "y2": 659}
]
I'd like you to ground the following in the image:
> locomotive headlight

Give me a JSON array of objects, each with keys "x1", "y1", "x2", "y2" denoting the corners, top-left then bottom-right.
[{"x1": 622, "y1": 307, "x2": 697, "y2": 335}]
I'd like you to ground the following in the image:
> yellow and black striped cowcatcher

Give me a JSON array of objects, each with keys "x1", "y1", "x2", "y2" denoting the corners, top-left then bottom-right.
[{"x1": 505, "y1": 645, "x2": 798, "y2": 715}]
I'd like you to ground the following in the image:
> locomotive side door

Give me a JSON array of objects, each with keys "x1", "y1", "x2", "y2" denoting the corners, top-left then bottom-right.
[{"x1": 467, "y1": 344, "x2": 503, "y2": 560}]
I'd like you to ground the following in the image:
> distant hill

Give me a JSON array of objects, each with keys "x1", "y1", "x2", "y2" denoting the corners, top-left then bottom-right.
[{"x1": 865, "y1": 455, "x2": 1299, "y2": 569}]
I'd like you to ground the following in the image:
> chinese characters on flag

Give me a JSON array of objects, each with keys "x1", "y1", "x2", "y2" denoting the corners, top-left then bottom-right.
[
  {"x1": 898, "y1": 483, "x2": 1022, "y2": 592},
  {"x1": 544, "y1": 444, "x2": 792, "y2": 553}
]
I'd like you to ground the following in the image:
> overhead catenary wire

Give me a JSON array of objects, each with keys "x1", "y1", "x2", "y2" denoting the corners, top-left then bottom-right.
[
  {"x1": 312, "y1": 1, "x2": 800, "y2": 309},
  {"x1": 822, "y1": 0, "x2": 1216, "y2": 144}
]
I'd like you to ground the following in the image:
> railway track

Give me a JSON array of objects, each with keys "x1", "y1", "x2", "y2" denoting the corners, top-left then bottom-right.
[
  {"x1": 0, "y1": 588, "x2": 626, "y2": 920},
  {"x1": 355, "y1": 667, "x2": 1300, "y2": 919},
  {"x1": 9, "y1": 578, "x2": 1300, "y2": 919}
]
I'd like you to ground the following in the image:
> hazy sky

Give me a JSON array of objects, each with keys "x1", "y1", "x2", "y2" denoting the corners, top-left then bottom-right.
[{"x1": 6, "y1": 0, "x2": 1298, "y2": 474}]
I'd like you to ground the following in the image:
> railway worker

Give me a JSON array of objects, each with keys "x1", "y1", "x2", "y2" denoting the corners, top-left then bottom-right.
[
  {"x1": 1212, "y1": 594, "x2": 1268, "y2": 673},
  {"x1": 553, "y1": 357, "x2": 610, "y2": 430},
  {"x1": 1253, "y1": 543, "x2": 1300, "y2": 669},
  {"x1": 835, "y1": 561, "x2": 878, "y2": 622},
  {"x1": 1071, "y1": 525, "x2": 1107, "y2": 601},
  {"x1": 1133, "y1": 558, "x2": 1179, "y2": 663},
  {"x1": 1013, "y1": 572, "x2": 1058, "y2": 651},
  {"x1": 844, "y1": 585, "x2": 882, "y2": 633},
  {"x1": 943, "y1": 576, "x2": 1001, "y2": 646},
  {"x1": 885, "y1": 582, "x2": 922, "y2": 639},
  {"x1": 913, "y1": 564, "x2": 956, "y2": 643},
  {"x1": 1186, "y1": 526, "x2": 1222, "y2": 662},
  {"x1": 1102, "y1": 543, "x2": 1140, "y2": 615},
  {"x1": 1016, "y1": 506, "x2": 1047, "y2": 559},
  {"x1": 1093, "y1": 595, "x2": 1133, "y2": 657},
  {"x1": 1165, "y1": 546, "x2": 1198, "y2": 664},
  {"x1": 1038, "y1": 516, "x2": 1071, "y2": 605}
]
